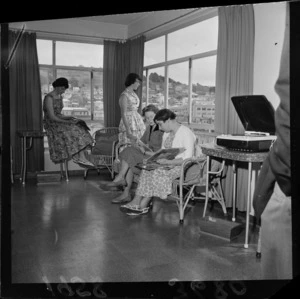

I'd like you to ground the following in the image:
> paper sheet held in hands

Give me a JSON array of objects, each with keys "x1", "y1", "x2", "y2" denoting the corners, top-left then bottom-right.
[{"x1": 136, "y1": 147, "x2": 185, "y2": 170}]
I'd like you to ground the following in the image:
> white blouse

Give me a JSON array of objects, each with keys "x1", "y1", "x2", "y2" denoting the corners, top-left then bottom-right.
[{"x1": 161, "y1": 125, "x2": 196, "y2": 160}]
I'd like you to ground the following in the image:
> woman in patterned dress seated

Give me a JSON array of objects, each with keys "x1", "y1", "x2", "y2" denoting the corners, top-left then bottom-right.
[
  {"x1": 119, "y1": 108, "x2": 196, "y2": 216},
  {"x1": 104, "y1": 104, "x2": 164, "y2": 204},
  {"x1": 43, "y1": 77, "x2": 94, "y2": 167}
]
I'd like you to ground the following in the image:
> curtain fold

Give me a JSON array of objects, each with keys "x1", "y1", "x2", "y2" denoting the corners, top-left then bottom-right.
[
  {"x1": 215, "y1": 5, "x2": 255, "y2": 211},
  {"x1": 9, "y1": 30, "x2": 44, "y2": 174},
  {"x1": 103, "y1": 36, "x2": 145, "y2": 127}
]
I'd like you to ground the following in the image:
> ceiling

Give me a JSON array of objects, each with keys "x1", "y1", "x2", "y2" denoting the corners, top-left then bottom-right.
[{"x1": 76, "y1": 11, "x2": 157, "y2": 26}]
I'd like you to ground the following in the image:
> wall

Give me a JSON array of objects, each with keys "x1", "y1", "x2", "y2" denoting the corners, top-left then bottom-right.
[
  {"x1": 253, "y1": 1, "x2": 287, "y2": 110},
  {"x1": 249, "y1": 1, "x2": 287, "y2": 214}
]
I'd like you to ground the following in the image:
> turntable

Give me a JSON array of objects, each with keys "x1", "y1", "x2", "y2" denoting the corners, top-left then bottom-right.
[{"x1": 216, "y1": 95, "x2": 277, "y2": 152}]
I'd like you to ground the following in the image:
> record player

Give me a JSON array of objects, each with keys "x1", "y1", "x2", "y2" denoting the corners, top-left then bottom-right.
[{"x1": 216, "y1": 95, "x2": 277, "y2": 152}]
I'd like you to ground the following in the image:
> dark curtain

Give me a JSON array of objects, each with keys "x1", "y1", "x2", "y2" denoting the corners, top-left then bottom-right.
[
  {"x1": 103, "y1": 36, "x2": 145, "y2": 127},
  {"x1": 9, "y1": 30, "x2": 44, "y2": 174},
  {"x1": 214, "y1": 5, "x2": 255, "y2": 211}
]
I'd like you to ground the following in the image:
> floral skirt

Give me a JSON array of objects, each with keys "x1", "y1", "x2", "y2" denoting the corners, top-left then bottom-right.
[{"x1": 135, "y1": 166, "x2": 181, "y2": 199}]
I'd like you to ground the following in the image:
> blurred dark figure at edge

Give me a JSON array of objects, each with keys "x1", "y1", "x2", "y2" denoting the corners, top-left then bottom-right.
[{"x1": 253, "y1": 2, "x2": 291, "y2": 279}]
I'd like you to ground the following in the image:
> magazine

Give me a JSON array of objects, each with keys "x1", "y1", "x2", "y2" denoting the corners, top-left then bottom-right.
[
  {"x1": 136, "y1": 147, "x2": 185, "y2": 171},
  {"x1": 76, "y1": 119, "x2": 90, "y2": 131}
]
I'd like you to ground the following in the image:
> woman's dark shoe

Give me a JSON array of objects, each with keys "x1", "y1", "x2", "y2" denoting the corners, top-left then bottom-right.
[
  {"x1": 106, "y1": 178, "x2": 127, "y2": 188},
  {"x1": 111, "y1": 195, "x2": 132, "y2": 204},
  {"x1": 73, "y1": 158, "x2": 95, "y2": 167},
  {"x1": 98, "y1": 181, "x2": 123, "y2": 191}
]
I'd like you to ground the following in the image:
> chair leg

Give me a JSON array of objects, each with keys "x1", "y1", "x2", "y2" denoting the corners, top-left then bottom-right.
[
  {"x1": 64, "y1": 160, "x2": 69, "y2": 182},
  {"x1": 84, "y1": 168, "x2": 89, "y2": 180},
  {"x1": 256, "y1": 226, "x2": 262, "y2": 258},
  {"x1": 60, "y1": 163, "x2": 64, "y2": 179},
  {"x1": 10, "y1": 146, "x2": 14, "y2": 184},
  {"x1": 60, "y1": 160, "x2": 69, "y2": 182}
]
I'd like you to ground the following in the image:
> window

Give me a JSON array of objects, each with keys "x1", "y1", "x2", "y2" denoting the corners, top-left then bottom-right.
[
  {"x1": 167, "y1": 17, "x2": 218, "y2": 60},
  {"x1": 143, "y1": 14, "x2": 218, "y2": 133},
  {"x1": 36, "y1": 40, "x2": 52, "y2": 65},
  {"x1": 56, "y1": 41, "x2": 103, "y2": 68},
  {"x1": 144, "y1": 36, "x2": 165, "y2": 66},
  {"x1": 142, "y1": 67, "x2": 165, "y2": 109},
  {"x1": 168, "y1": 62, "x2": 189, "y2": 123},
  {"x1": 37, "y1": 40, "x2": 104, "y2": 133}
]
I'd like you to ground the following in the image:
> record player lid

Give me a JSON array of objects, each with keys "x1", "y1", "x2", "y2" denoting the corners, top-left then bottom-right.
[{"x1": 231, "y1": 95, "x2": 275, "y2": 134}]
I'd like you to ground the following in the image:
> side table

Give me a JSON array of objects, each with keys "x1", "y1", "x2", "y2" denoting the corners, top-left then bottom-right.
[
  {"x1": 16, "y1": 130, "x2": 45, "y2": 185},
  {"x1": 201, "y1": 143, "x2": 268, "y2": 249}
]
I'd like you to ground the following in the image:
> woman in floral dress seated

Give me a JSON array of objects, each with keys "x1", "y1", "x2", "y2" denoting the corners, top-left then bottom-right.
[
  {"x1": 120, "y1": 108, "x2": 196, "y2": 216},
  {"x1": 43, "y1": 77, "x2": 94, "y2": 167}
]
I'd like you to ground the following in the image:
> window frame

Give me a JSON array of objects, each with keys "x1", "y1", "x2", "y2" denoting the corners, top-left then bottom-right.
[
  {"x1": 37, "y1": 38, "x2": 104, "y2": 122},
  {"x1": 143, "y1": 10, "x2": 218, "y2": 131}
]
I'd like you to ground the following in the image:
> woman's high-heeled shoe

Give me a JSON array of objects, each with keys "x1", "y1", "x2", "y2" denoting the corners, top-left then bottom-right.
[
  {"x1": 106, "y1": 178, "x2": 127, "y2": 187},
  {"x1": 121, "y1": 199, "x2": 153, "y2": 214},
  {"x1": 126, "y1": 201, "x2": 153, "y2": 216}
]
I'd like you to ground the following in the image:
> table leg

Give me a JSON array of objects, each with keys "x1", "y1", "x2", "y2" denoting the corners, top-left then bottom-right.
[
  {"x1": 244, "y1": 161, "x2": 252, "y2": 249},
  {"x1": 19, "y1": 137, "x2": 24, "y2": 183},
  {"x1": 203, "y1": 155, "x2": 210, "y2": 217},
  {"x1": 21, "y1": 136, "x2": 27, "y2": 185},
  {"x1": 232, "y1": 161, "x2": 237, "y2": 222}
]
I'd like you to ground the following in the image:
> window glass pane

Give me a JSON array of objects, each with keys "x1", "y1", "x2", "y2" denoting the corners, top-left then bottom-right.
[
  {"x1": 142, "y1": 70, "x2": 147, "y2": 109},
  {"x1": 191, "y1": 56, "x2": 216, "y2": 132},
  {"x1": 57, "y1": 69, "x2": 91, "y2": 120},
  {"x1": 168, "y1": 17, "x2": 218, "y2": 61},
  {"x1": 40, "y1": 67, "x2": 54, "y2": 99},
  {"x1": 144, "y1": 36, "x2": 165, "y2": 66},
  {"x1": 56, "y1": 41, "x2": 103, "y2": 68},
  {"x1": 40, "y1": 68, "x2": 54, "y2": 147},
  {"x1": 37, "y1": 39, "x2": 52, "y2": 65},
  {"x1": 168, "y1": 62, "x2": 189, "y2": 123},
  {"x1": 148, "y1": 67, "x2": 165, "y2": 109},
  {"x1": 92, "y1": 71, "x2": 104, "y2": 129}
]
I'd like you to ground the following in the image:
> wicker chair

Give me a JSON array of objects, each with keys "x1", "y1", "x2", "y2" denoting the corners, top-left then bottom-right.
[{"x1": 83, "y1": 127, "x2": 119, "y2": 179}]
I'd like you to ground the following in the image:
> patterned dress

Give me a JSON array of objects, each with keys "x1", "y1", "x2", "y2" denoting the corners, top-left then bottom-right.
[
  {"x1": 43, "y1": 95, "x2": 93, "y2": 164},
  {"x1": 118, "y1": 89, "x2": 146, "y2": 145},
  {"x1": 135, "y1": 132, "x2": 182, "y2": 199}
]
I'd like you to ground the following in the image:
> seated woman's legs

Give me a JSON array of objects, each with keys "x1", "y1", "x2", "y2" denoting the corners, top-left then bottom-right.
[
  {"x1": 105, "y1": 159, "x2": 129, "y2": 187},
  {"x1": 111, "y1": 168, "x2": 134, "y2": 203},
  {"x1": 120, "y1": 170, "x2": 154, "y2": 210},
  {"x1": 113, "y1": 159, "x2": 129, "y2": 182}
]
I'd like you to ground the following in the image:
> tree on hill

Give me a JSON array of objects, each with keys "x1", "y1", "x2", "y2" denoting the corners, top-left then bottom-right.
[{"x1": 69, "y1": 77, "x2": 79, "y2": 87}]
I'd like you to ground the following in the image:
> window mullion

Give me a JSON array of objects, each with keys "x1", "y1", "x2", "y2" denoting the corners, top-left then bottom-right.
[
  {"x1": 165, "y1": 34, "x2": 168, "y2": 108},
  {"x1": 188, "y1": 58, "x2": 192, "y2": 124}
]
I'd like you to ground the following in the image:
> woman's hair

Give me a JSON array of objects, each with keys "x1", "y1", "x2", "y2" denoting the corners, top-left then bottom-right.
[
  {"x1": 52, "y1": 77, "x2": 69, "y2": 89},
  {"x1": 142, "y1": 104, "x2": 159, "y2": 116},
  {"x1": 124, "y1": 73, "x2": 142, "y2": 87},
  {"x1": 154, "y1": 108, "x2": 176, "y2": 122}
]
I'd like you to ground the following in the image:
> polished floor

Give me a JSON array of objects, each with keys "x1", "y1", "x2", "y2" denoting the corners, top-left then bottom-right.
[{"x1": 11, "y1": 170, "x2": 263, "y2": 283}]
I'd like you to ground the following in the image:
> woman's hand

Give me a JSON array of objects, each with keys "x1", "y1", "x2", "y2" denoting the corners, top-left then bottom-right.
[
  {"x1": 127, "y1": 132, "x2": 137, "y2": 142},
  {"x1": 156, "y1": 158, "x2": 170, "y2": 164}
]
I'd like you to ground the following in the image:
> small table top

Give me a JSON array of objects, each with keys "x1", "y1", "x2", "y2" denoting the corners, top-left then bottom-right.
[
  {"x1": 16, "y1": 130, "x2": 46, "y2": 138},
  {"x1": 201, "y1": 143, "x2": 269, "y2": 163}
]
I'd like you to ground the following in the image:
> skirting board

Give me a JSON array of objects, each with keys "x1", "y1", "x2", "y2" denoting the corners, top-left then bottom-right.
[
  {"x1": 36, "y1": 171, "x2": 62, "y2": 184},
  {"x1": 199, "y1": 216, "x2": 244, "y2": 241}
]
